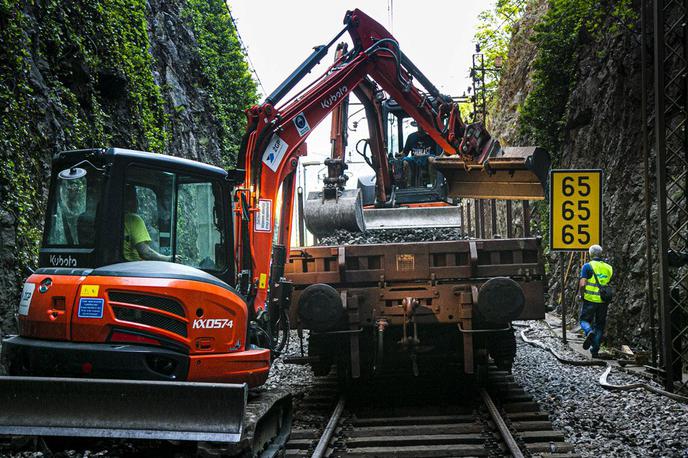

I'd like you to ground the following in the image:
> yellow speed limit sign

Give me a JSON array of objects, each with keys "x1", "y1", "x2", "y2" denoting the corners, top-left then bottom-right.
[{"x1": 550, "y1": 170, "x2": 602, "y2": 251}]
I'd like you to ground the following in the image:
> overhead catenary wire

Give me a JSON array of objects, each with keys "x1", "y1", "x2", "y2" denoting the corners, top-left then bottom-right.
[{"x1": 225, "y1": 3, "x2": 267, "y2": 96}]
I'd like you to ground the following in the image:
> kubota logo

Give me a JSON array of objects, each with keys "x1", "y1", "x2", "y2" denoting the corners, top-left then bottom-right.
[
  {"x1": 320, "y1": 85, "x2": 348, "y2": 109},
  {"x1": 192, "y1": 319, "x2": 234, "y2": 329},
  {"x1": 50, "y1": 255, "x2": 77, "y2": 267}
]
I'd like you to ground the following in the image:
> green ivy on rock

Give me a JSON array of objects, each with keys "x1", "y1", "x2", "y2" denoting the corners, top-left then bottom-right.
[
  {"x1": 518, "y1": 0, "x2": 636, "y2": 159},
  {"x1": 183, "y1": 0, "x2": 258, "y2": 166}
]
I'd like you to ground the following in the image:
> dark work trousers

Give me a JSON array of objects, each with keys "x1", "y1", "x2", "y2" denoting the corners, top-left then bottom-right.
[{"x1": 579, "y1": 300, "x2": 608, "y2": 354}]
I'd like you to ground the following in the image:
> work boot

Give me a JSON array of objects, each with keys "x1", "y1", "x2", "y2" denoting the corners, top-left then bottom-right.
[
  {"x1": 591, "y1": 351, "x2": 599, "y2": 358},
  {"x1": 583, "y1": 331, "x2": 595, "y2": 350}
]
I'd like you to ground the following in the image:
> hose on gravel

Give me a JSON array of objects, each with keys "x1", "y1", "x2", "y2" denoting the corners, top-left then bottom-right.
[{"x1": 518, "y1": 325, "x2": 688, "y2": 404}]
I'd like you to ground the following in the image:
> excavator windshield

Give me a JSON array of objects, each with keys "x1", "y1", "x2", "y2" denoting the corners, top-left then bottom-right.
[
  {"x1": 392, "y1": 118, "x2": 440, "y2": 190},
  {"x1": 39, "y1": 148, "x2": 236, "y2": 283}
]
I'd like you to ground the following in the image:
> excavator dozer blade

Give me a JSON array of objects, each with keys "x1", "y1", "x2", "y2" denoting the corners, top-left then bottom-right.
[
  {"x1": 304, "y1": 188, "x2": 366, "y2": 237},
  {"x1": 0, "y1": 376, "x2": 247, "y2": 442},
  {"x1": 363, "y1": 205, "x2": 461, "y2": 230},
  {"x1": 432, "y1": 146, "x2": 551, "y2": 200}
]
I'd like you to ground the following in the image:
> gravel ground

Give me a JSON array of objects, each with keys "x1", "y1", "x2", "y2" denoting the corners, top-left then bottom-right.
[
  {"x1": 265, "y1": 330, "x2": 314, "y2": 394},
  {"x1": 317, "y1": 227, "x2": 467, "y2": 245},
  {"x1": 514, "y1": 321, "x2": 688, "y2": 458}
]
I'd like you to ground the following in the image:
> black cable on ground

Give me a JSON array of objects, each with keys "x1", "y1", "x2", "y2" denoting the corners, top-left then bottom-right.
[{"x1": 519, "y1": 325, "x2": 688, "y2": 404}]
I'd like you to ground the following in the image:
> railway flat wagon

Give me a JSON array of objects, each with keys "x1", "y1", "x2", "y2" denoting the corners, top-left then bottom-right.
[{"x1": 285, "y1": 237, "x2": 545, "y2": 380}]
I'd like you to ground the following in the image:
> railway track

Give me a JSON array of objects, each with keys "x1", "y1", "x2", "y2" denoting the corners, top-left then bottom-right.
[{"x1": 285, "y1": 368, "x2": 578, "y2": 457}]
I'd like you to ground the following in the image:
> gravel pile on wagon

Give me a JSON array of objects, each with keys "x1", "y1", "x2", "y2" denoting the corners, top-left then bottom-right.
[
  {"x1": 513, "y1": 321, "x2": 688, "y2": 457},
  {"x1": 317, "y1": 227, "x2": 468, "y2": 245}
]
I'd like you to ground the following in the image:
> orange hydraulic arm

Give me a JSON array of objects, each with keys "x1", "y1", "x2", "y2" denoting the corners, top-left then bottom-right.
[{"x1": 234, "y1": 9, "x2": 493, "y2": 316}]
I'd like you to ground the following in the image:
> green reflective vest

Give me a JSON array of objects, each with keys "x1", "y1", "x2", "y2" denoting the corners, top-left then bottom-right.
[{"x1": 583, "y1": 260, "x2": 613, "y2": 303}]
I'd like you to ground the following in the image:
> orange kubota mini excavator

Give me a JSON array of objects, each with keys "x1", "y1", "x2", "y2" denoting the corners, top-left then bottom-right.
[{"x1": 0, "y1": 9, "x2": 547, "y2": 456}]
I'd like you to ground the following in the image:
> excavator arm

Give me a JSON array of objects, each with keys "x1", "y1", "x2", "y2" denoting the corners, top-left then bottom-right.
[{"x1": 235, "y1": 8, "x2": 547, "y2": 317}]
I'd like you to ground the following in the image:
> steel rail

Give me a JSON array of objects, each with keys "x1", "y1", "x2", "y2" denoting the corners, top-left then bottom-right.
[
  {"x1": 311, "y1": 394, "x2": 346, "y2": 458},
  {"x1": 479, "y1": 388, "x2": 525, "y2": 458}
]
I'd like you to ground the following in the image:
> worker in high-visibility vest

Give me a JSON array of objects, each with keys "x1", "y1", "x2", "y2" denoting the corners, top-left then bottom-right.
[{"x1": 577, "y1": 244, "x2": 613, "y2": 358}]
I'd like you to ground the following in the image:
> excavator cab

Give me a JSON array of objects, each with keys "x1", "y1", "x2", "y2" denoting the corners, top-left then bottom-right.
[
  {"x1": 353, "y1": 98, "x2": 464, "y2": 231},
  {"x1": 377, "y1": 98, "x2": 447, "y2": 200},
  {"x1": 37, "y1": 148, "x2": 238, "y2": 277}
]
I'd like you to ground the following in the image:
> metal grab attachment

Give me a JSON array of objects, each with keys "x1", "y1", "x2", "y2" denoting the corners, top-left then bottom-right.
[
  {"x1": 0, "y1": 377, "x2": 247, "y2": 442},
  {"x1": 432, "y1": 146, "x2": 550, "y2": 201}
]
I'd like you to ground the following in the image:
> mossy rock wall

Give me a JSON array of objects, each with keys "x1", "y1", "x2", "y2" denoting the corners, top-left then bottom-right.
[
  {"x1": 492, "y1": 0, "x2": 651, "y2": 348},
  {"x1": 0, "y1": 0, "x2": 256, "y2": 335}
]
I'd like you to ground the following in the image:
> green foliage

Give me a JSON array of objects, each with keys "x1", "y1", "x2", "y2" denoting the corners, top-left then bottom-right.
[
  {"x1": 183, "y1": 0, "x2": 258, "y2": 166},
  {"x1": 37, "y1": 0, "x2": 168, "y2": 151},
  {"x1": 473, "y1": 0, "x2": 528, "y2": 119},
  {"x1": 518, "y1": 0, "x2": 636, "y2": 158},
  {"x1": 0, "y1": 1, "x2": 43, "y2": 270},
  {"x1": 514, "y1": 0, "x2": 636, "y2": 258},
  {"x1": 0, "y1": 0, "x2": 170, "y2": 284}
]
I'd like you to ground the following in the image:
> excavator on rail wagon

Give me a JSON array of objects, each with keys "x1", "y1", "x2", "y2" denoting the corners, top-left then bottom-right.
[
  {"x1": 303, "y1": 43, "x2": 549, "y2": 236},
  {"x1": 0, "y1": 9, "x2": 548, "y2": 456}
]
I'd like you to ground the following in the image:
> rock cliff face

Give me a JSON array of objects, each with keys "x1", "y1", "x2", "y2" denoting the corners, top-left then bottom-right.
[
  {"x1": 0, "y1": 0, "x2": 255, "y2": 335},
  {"x1": 148, "y1": 0, "x2": 231, "y2": 165},
  {"x1": 490, "y1": 0, "x2": 548, "y2": 145},
  {"x1": 492, "y1": 0, "x2": 652, "y2": 347}
]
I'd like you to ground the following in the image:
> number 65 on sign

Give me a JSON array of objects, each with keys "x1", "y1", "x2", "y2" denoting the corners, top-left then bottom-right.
[{"x1": 549, "y1": 170, "x2": 603, "y2": 251}]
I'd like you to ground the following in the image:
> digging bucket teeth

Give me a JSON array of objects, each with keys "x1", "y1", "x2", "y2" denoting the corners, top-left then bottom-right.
[
  {"x1": 0, "y1": 376, "x2": 247, "y2": 442},
  {"x1": 363, "y1": 205, "x2": 461, "y2": 230},
  {"x1": 304, "y1": 188, "x2": 366, "y2": 237},
  {"x1": 432, "y1": 146, "x2": 551, "y2": 201}
]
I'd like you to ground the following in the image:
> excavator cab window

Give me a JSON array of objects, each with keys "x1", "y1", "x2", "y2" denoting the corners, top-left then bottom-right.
[
  {"x1": 45, "y1": 163, "x2": 104, "y2": 248},
  {"x1": 123, "y1": 165, "x2": 227, "y2": 272}
]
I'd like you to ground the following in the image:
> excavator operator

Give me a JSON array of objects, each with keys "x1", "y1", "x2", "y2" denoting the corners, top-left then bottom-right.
[
  {"x1": 398, "y1": 122, "x2": 438, "y2": 187},
  {"x1": 123, "y1": 186, "x2": 173, "y2": 262}
]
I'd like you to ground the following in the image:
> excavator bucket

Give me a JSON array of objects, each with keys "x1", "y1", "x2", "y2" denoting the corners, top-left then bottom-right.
[
  {"x1": 0, "y1": 376, "x2": 247, "y2": 442},
  {"x1": 304, "y1": 190, "x2": 461, "y2": 234},
  {"x1": 304, "y1": 188, "x2": 366, "y2": 237},
  {"x1": 363, "y1": 204, "x2": 461, "y2": 230},
  {"x1": 432, "y1": 146, "x2": 551, "y2": 200}
]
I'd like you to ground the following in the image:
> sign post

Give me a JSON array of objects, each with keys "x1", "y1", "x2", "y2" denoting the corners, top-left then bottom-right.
[{"x1": 550, "y1": 170, "x2": 603, "y2": 343}]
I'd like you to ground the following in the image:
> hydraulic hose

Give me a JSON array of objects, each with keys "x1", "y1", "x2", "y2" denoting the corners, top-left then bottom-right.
[{"x1": 518, "y1": 324, "x2": 688, "y2": 404}]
